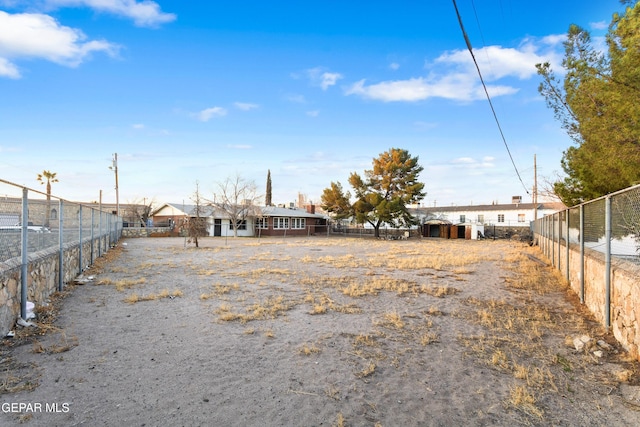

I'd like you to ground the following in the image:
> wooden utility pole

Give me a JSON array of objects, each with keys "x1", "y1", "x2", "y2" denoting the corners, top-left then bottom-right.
[
  {"x1": 533, "y1": 154, "x2": 538, "y2": 226},
  {"x1": 110, "y1": 153, "x2": 120, "y2": 216}
]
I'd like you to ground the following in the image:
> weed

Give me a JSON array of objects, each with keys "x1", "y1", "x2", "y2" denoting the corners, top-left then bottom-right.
[
  {"x1": 356, "y1": 362, "x2": 376, "y2": 378},
  {"x1": 299, "y1": 344, "x2": 321, "y2": 356}
]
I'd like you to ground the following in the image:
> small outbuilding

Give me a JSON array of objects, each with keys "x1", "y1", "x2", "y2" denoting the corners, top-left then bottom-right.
[{"x1": 422, "y1": 219, "x2": 452, "y2": 238}]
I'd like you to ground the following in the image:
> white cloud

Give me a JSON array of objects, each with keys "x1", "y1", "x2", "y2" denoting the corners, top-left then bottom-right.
[
  {"x1": 233, "y1": 102, "x2": 259, "y2": 111},
  {"x1": 345, "y1": 75, "x2": 517, "y2": 102},
  {"x1": 451, "y1": 156, "x2": 495, "y2": 169},
  {"x1": 131, "y1": 123, "x2": 144, "y2": 129},
  {"x1": 0, "y1": 11, "x2": 119, "y2": 78},
  {"x1": 306, "y1": 110, "x2": 319, "y2": 117},
  {"x1": 590, "y1": 20, "x2": 607, "y2": 30},
  {"x1": 413, "y1": 121, "x2": 437, "y2": 130},
  {"x1": 0, "y1": 57, "x2": 20, "y2": 78},
  {"x1": 306, "y1": 67, "x2": 343, "y2": 90},
  {"x1": 389, "y1": 62, "x2": 400, "y2": 70},
  {"x1": 345, "y1": 42, "x2": 564, "y2": 103},
  {"x1": 435, "y1": 45, "x2": 548, "y2": 80},
  {"x1": 43, "y1": 0, "x2": 176, "y2": 27},
  {"x1": 285, "y1": 94, "x2": 306, "y2": 104},
  {"x1": 196, "y1": 107, "x2": 227, "y2": 122}
]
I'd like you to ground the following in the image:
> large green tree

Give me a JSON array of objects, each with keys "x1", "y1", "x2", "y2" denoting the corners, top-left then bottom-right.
[
  {"x1": 320, "y1": 181, "x2": 352, "y2": 221},
  {"x1": 536, "y1": 1, "x2": 640, "y2": 206},
  {"x1": 348, "y1": 148, "x2": 425, "y2": 238}
]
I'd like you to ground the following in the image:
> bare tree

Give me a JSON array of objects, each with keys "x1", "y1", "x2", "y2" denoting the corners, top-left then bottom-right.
[
  {"x1": 123, "y1": 197, "x2": 156, "y2": 227},
  {"x1": 214, "y1": 173, "x2": 261, "y2": 237},
  {"x1": 187, "y1": 181, "x2": 208, "y2": 247}
]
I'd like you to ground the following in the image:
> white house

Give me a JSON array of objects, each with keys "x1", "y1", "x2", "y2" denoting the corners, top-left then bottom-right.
[
  {"x1": 151, "y1": 203, "x2": 327, "y2": 237},
  {"x1": 412, "y1": 197, "x2": 565, "y2": 228}
]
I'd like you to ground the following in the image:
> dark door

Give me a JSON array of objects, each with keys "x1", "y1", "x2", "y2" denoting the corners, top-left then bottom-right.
[{"x1": 214, "y1": 219, "x2": 222, "y2": 236}]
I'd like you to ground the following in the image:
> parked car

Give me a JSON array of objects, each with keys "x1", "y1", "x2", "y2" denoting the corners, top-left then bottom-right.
[{"x1": 0, "y1": 224, "x2": 51, "y2": 233}]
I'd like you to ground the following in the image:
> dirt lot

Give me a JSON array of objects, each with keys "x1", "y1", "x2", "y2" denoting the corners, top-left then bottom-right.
[{"x1": 1, "y1": 236, "x2": 640, "y2": 426}]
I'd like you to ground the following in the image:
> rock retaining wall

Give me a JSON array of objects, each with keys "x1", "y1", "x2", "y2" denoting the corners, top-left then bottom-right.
[
  {"x1": 0, "y1": 234, "x2": 112, "y2": 337},
  {"x1": 537, "y1": 234, "x2": 640, "y2": 360}
]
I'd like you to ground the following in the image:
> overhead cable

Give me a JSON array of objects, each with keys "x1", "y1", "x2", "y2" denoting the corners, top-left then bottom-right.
[{"x1": 451, "y1": 0, "x2": 530, "y2": 195}]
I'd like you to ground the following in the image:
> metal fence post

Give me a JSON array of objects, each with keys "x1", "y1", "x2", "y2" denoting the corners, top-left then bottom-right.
[
  {"x1": 557, "y1": 212, "x2": 561, "y2": 270},
  {"x1": 59, "y1": 199, "x2": 64, "y2": 292},
  {"x1": 565, "y1": 209, "x2": 570, "y2": 281},
  {"x1": 20, "y1": 188, "x2": 28, "y2": 320},
  {"x1": 551, "y1": 214, "x2": 556, "y2": 267},
  {"x1": 90, "y1": 207, "x2": 95, "y2": 265},
  {"x1": 78, "y1": 204, "x2": 83, "y2": 275},
  {"x1": 579, "y1": 204, "x2": 585, "y2": 304},
  {"x1": 605, "y1": 196, "x2": 612, "y2": 329}
]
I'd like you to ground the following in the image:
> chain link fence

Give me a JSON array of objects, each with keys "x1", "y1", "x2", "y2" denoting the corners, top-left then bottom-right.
[
  {"x1": 1, "y1": 180, "x2": 121, "y2": 265},
  {"x1": 0, "y1": 179, "x2": 121, "y2": 331},
  {"x1": 534, "y1": 183, "x2": 640, "y2": 330},
  {"x1": 536, "y1": 185, "x2": 640, "y2": 268}
]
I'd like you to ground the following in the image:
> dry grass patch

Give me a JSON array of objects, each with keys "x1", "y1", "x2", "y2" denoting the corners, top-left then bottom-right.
[
  {"x1": 333, "y1": 412, "x2": 346, "y2": 427},
  {"x1": 315, "y1": 254, "x2": 360, "y2": 268},
  {"x1": 124, "y1": 289, "x2": 182, "y2": 304},
  {"x1": 200, "y1": 283, "x2": 240, "y2": 300},
  {"x1": 356, "y1": 362, "x2": 376, "y2": 378},
  {"x1": 376, "y1": 312, "x2": 405, "y2": 329},
  {"x1": 424, "y1": 286, "x2": 460, "y2": 298},
  {"x1": 420, "y1": 332, "x2": 439, "y2": 346},
  {"x1": 97, "y1": 277, "x2": 147, "y2": 292},
  {"x1": 508, "y1": 384, "x2": 544, "y2": 418},
  {"x1": 299, "y1": 343, "x2": 321, "y2": 356},
  {"x1": 310, "y1": 304, "x2": 327, "y2": 315},
  {"x1": 214, "y1": 295, "x2": 295, "y2": 323}
]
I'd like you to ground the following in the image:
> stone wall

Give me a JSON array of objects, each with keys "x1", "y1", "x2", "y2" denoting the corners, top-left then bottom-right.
[
  {"x1": 0, "y1": 234, "x2": 112, "y2": 337},
  {"x1": 537, "y1": 234, "x2": 640, "y2": 360},
  {"x1": 121, "y1": 227, "x2": 174, "y2": 238}
]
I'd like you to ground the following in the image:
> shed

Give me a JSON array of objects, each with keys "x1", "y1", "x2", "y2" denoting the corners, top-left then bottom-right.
[{"x1": 422, "y1": 219, "x2": 452, "y2": 238}]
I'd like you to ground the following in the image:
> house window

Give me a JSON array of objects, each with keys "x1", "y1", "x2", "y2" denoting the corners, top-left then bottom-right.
[
  {"x1": 477, "y1": 214, "x2": 484, "y2": 224},
  {"x1": 498, "y1": 214, "x2": 505, "y2": 223},
  {"x1": 273, "y1": 217, "x2": 289, "y2": 229},
  {"x1": 256, "y1": 218, "x2": 268, "y2": 229},
  {"x1": 518, "y1": 214, "x2": 526, "y2": 223},
  {"x1": 50, "y1": 209, "x2": 58, "y2": 220},
  {"x1": 235, "y1": 220, "x2": 247, "y2": 230},
  {"x1": 291, "y1": 218, "x2": 306, "y2": 229},
  {"x1": 459, "y1": 215, "x2": 465, "y2": 223}
]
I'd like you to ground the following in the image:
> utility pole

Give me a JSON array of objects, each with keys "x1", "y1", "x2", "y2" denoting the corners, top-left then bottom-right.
[
  {"x1": 110, "y1": 153, "x2": 120, "y2": 217},
  {"x1": 533, "y1": 154, "x2": 538, "y2": 228}
]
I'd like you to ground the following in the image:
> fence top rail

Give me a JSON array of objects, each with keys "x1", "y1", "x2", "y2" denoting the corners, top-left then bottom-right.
[
  {"x1": 564, "y1": 182, "x2": 640, "y2": 210},
  {"x1": 0, "y1": 178, "x2": 116, "y2": 215}
]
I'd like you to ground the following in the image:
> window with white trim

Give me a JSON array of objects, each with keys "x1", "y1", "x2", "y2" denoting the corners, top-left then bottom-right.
[
  {"x1": 497, "y1": 214, "x2": 505, "y2": 223},
  {"x1": 291, "y1": 218, "x2": 305, "y2": 229},
  {"x1": 235, "y1": 220, "x2": 247, "y2": 230},
  {"x1": 459, "y1": 215, "x2": 465, "y2": 223},
  {"x1": 256, "y1": 218, "x2": 268, "y2": 229},
  {"x1": 477, "y1": 214, "x2": 484, "y2": 224},
  {"x1": 518, "y1": 214, "x2": 526, "y2": 223},
  {"x1": 273, "y1": 217, "x2": 289, "y2": 229}
]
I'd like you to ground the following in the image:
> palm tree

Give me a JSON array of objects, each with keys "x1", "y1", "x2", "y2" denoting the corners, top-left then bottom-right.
[{"x1": 37, "y1": 170, "x2": 58, "y2": 227}]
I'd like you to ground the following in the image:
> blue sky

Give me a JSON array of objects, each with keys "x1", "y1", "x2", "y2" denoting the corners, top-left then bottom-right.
[{"x1": 0, "y1": 0, "x2": 626, "y2": 209}]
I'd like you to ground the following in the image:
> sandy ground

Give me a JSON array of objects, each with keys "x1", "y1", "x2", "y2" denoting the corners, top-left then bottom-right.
[{"x1": 1, "y1": 236, "x2": 640, "y2": 426}]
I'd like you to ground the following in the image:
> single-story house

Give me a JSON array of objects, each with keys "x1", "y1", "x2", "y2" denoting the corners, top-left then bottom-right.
[
  {"x1": 412, "y1": 197, "x2": 565, "y2": 227},
  {"x1": 151, "y1": 203, "x2": 327, "y2": 237}
]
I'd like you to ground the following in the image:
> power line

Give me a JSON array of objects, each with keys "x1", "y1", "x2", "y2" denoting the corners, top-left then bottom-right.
[{"x1": 451, "y1": 0, "x2": 530, "y2": 195}]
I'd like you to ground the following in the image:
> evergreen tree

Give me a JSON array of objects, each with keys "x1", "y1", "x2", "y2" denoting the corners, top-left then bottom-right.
[
  {"x1": 265, "y1": 170, "x2": 272, "y2": 206},
  {"x1": 348, "y1": 148, "x2": 425, "y2": 238},
  {"x1": 536, "y1": 2, "x2": 640, "y2": 206}
]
